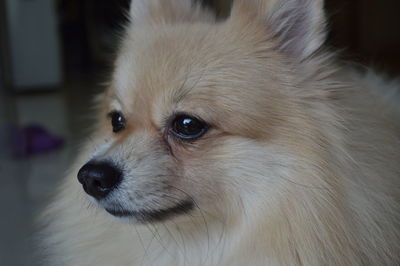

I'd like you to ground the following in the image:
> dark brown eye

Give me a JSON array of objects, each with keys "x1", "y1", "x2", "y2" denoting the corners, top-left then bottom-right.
[
  {"x1": 170, "y1": 114, "x2": 208, "y2": 140},
  {"x1": 108, "y1": 111, "x2": 125, "y2": 133}
]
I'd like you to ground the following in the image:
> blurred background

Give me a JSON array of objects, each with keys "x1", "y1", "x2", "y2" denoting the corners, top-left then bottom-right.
[{"x1": 0, "y1": 0, "x2": 399, "y2": 265}]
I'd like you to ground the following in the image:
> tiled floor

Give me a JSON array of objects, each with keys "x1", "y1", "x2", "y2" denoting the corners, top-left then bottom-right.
[{"x1": 0, "y1": 82, "x2": 100, "y2": 266}]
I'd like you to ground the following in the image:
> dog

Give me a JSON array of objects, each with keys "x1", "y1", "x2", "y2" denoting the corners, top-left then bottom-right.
[{"x1": 41, "y1": 0, "x2": 400, "y2": 265}]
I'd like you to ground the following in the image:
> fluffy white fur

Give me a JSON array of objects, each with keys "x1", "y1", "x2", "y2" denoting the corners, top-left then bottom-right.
[{"x1": 40, "y1": 0, "x2": 400, "y2": 265}]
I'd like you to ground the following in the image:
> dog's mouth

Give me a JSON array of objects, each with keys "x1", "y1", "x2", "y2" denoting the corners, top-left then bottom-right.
[{"x1": 105, "y1": 199, "x2": 194, "y2": 223}]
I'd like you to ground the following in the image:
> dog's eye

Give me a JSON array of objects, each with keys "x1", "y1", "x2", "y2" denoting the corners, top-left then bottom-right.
[
  {"x1": 108, "y1": 111, "x2": 126, "y2": 133},
  {"x1": 170, "y1": 114, "x2": 208, "y2": 140}
]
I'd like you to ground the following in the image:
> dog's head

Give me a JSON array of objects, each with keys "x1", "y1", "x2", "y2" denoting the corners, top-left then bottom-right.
[{"x1": 77, "y1": 0, "x2": 335, "y2": 224}]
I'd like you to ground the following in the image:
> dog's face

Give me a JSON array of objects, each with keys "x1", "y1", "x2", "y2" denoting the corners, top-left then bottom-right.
[{"x1": 77, "y1": 0, "x2": 330, "y2": 224}]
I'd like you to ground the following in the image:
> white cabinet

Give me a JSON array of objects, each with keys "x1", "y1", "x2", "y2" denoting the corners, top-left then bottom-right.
[{"x1": 6, "y1": 0, "x2": 62, "y2": 90}]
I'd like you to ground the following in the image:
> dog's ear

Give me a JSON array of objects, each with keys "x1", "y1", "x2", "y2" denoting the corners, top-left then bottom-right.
[
  {"x1": 231, "y1": 0, "x2": 327, "y2": 59},
  {"x1": 129, "y1": 0, "x2": 214, "y2": 25}
]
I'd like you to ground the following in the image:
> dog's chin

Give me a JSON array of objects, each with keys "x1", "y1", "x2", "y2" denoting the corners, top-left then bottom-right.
[{"x1": 104, "y1": 199, "x2": 195, "y2": 223}]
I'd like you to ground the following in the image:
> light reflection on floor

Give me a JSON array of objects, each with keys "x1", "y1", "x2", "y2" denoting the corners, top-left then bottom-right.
[{"x1": 0, "y1": 83, "x2": 99, "y2": 266}]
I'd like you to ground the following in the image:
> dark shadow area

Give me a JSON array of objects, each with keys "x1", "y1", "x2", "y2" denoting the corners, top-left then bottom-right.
[{"x1": 326, "y1": 0, "x2": 400, "y2": 75}]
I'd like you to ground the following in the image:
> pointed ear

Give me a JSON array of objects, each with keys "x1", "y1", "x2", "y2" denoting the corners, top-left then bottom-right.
[
  {"x1": 231, "y1": 0, "x2": 327, "y2": 59},
  {"x1": 129, "y1": 0, "x2": 214, "y2": 25}
]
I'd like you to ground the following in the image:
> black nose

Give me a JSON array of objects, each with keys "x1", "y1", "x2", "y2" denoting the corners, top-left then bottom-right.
[{"x1": 77, "y1": 161, "x2": 122, "y2": 199}]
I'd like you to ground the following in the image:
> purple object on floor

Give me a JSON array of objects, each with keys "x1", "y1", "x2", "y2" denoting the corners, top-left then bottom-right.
[{"x1": 13, "y1": 124, "x2": 64, "y2": 157}]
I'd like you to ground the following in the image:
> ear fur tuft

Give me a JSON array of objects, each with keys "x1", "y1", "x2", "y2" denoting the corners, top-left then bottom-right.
[
  {"x1": 231, "y1": 0, "x2": 327, "y2": 59},
  {"x1": 129, "y1": 0, "x2": 215, "y2": 25}
]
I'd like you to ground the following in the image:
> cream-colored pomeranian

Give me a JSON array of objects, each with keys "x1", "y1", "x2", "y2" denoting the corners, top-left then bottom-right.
[{"x1": 41, "y1": 0, "x2": 400, "y2": 265}]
